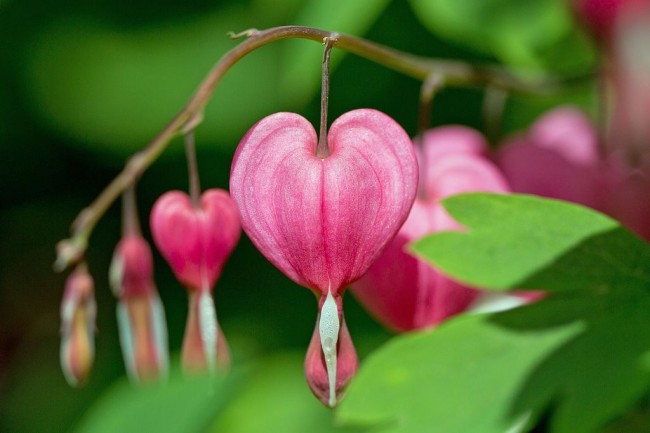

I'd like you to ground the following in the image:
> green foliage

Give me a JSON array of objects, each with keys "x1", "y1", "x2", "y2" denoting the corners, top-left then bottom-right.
[
  {"x1": 345, "y1": 194, "x2": 650, "y2": 433},
  {"x1": 412, "y1": 194, "x2": 650, "y2": 291},
  {"x1": 337, "y1": 285, "x2": 650, "y2": 433},
  {"x1": 409, "y1": 0, "x2": 595, "y2": 71},
  {"x1": 211, "y1": 354, "x2": 360, "y2": 433},
  {"x1": 75, "y1": 365, "x2": 246, "y2": 433},
  {"x1": 337, "y1": 311, "x2": 581, "y2": 433}
]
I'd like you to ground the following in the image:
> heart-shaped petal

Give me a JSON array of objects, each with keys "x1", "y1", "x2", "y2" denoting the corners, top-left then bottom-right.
[
  {"x1": 150, "y1": 189, "x2": 241, "y2": 291},
  {"x1": 230, "y1": 109, "x2": 418, "y2": 295}
]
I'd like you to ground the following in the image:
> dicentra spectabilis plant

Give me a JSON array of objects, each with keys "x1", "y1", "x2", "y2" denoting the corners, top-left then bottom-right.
[
  {"x1": 351, "y1": 126, "x2": 509, "y2": 332},
  {"x1": 51, "y1": 24, "x2": 593, "y2": 413}
]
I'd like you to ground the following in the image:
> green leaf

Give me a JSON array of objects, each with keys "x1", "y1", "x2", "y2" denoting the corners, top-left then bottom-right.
[
  {"x1": 75, "y1": 365, "x2": 247, "y2": 433},
  {"x1": 336, "y1": 305, "x2": 582, "y2": 433},
  {"x1": 278, "y1": 0, "x2": 391, "y2": 107},
  {"x1": 411, "y1": 193, "x2": 650, "y2": 291},
  {"x1": 337, "y1": 288, "x2": 650, "y2": 433},
  {"x1": 409, "y1": 0, "x2": 594, "y2": 71},
  {"x1": 210, "y1": 353, "x2": 361, "y2": 433},
  {"x1": 501, "y1": 289, "x2": 650, "y2": 433}
]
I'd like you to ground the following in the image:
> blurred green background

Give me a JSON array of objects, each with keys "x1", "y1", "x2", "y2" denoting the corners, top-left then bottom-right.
[{"x1": 0, "y1": 0, "x2": 597, "y2": 431}]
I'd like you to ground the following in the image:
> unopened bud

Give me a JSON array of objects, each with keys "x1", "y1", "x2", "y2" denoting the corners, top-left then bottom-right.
[
  {"x1": 60, "y1": 265, "x2": 96, "y2": 387},
  {"x1": 110, "y1": 235, "x2": 169, "y2": 384}
]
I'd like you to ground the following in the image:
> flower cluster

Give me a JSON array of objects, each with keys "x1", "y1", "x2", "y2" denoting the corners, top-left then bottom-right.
[{"x1": 57, "y1": 4, "x2": 650, "y2": 407}]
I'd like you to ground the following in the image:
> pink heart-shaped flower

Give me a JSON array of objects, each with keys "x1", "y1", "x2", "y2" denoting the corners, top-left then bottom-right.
[
  {"x1": 230, "y1": 109, "x2": 418, "y2": 296},
  {"x1": 150, "y1": 188, "x2": 240, "y2": 374},
  {"x1": 230, "y1": 108, "x2": 417, "y2": 406},
  {"x1": 150, "y1": 189, "x2": 241, "y2": 292}
]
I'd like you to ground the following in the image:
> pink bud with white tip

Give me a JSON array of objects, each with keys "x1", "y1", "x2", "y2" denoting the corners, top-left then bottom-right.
[{"x1": 150, "y1": 188, "x2": 240, "y2": 374}]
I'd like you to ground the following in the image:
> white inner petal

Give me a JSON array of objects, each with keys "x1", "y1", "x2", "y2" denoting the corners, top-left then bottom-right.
[
  {"x1": 319, "y1": 286, "x2": 340, "y2": 407},
  {"x1": 198, "y1": 291, "x2": 218, "y2": 376}
]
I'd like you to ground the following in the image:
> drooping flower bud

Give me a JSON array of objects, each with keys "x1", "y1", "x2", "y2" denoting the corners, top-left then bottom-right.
[
  {"x1": 60, "y1": 264, "x2": 96, "y2": 386},
  {"x1": 150, "y1": 188, "x2": 240, "y2": 374},
  {"x1": 352, "y1": 126, "x2": 509, "y2": 331},
  {"x1": 109, "y1": 234, "x2": 169, "y2": 383},
  {"x1": 230, "y1": 109, "x2": 418, "y2": 405}
]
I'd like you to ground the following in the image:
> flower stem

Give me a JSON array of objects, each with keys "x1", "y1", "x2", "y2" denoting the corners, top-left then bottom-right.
[
  {"x1": 54, "y1": 25, "x2": 589, "y2": 272},
  {"x1": 417, "y1": 73, "x2": 445, "y2": 135},
  {"x1": 121, "y1": 186, "x2": 141, "y2": 238},
  {"x1": 317, "y1": 36, "x2": 336, "y2": 159},
  {"x1": 184, "y1": 130, "x2": 202, "y2": 208}
]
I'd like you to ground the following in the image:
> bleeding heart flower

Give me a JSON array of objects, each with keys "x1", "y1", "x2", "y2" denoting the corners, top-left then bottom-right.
[
  {"x1": 230, "y1": 108, "x2": 418, "y2": 406},
  {"x1": 60, "y1": 265, "x2": 96, "y2": 386},
  {"x1": 109, "y1": 234, "x2": 169, "y2": 383},
  {"x1": 351, "y1": 126, "x2": 509, "y2": 332},
  {"x1": 150, "y1": 189, "x2": 240, "y2": 373}
]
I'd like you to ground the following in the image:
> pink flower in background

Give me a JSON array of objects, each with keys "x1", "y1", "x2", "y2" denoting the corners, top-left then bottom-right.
[
  {"x1": 572, "y1": 0, "x2": 650, "y2": 235},
  {"x1": 150, "y1": 189, "x2": 240, "y2": 374},
  {"x1": 495, "y1": 105, "x2": 650, "y2": 240},
  {"x1": 495, "y1": 106, "x2": 606, "y2": 210},
  {"x1": 351, "y1": 126, "x2": 510, "y2": 332},
  {"x1": 109, "y1": 234, "x2": 168, "y2": 383},
  {"x1": 230, "y1": 109, "x2": 418, "y2": 406}
]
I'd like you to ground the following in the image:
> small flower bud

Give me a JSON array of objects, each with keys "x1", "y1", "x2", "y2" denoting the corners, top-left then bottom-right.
[
  {"x1": 150, "y1": 189, "x2": 240, "y2": 374},
  {"x1": 110, "y1": 235, "x2": 169, "y2": 384},
  {"x1": 60, "y1": 265, "x2": 96, "y2": 387}
]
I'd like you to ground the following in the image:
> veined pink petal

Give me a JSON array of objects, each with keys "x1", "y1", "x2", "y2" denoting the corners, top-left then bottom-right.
[
  {"x1": 150, "y1": 189, "x2": 241, "y2": 291},
  {"x1": 230, "y1": 109, "x2": 418, "y2": 295}
]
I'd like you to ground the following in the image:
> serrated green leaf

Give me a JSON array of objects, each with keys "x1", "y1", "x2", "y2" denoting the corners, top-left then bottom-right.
[
  {"x1": 336, "y1": 306, "x2": 582, "y2": 433},
  {"x1": 210, "y1": 353, "x2": 360, "y2": 433},
  {"x1": 411, "y1": 193, "x2": 650, "y2": 291},
  {"x1": 337, "y1": 288, "x2": 650, "y2": 433}
]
